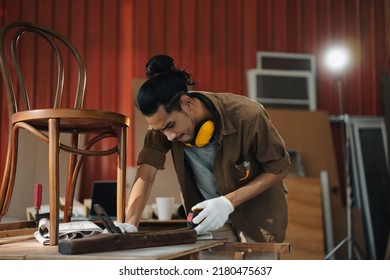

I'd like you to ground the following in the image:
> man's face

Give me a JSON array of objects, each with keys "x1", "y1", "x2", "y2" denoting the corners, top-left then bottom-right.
[{"x1": 145, "y1": 104, "x2": 196, "y2": 143}]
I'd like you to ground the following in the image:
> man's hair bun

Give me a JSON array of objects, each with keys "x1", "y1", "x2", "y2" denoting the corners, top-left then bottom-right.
[{"x1": 146, "y1": 54, "x2": 174, "y2": 78}]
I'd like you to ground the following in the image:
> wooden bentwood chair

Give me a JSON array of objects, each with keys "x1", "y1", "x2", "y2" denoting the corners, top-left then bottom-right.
[{"x1": 0, "y1": 21, "x2": 130, "y2": 245}]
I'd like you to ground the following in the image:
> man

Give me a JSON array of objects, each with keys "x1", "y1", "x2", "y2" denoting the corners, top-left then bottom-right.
[{"x1": 122, "y1": 55, "x2": 290, "y2": 259}]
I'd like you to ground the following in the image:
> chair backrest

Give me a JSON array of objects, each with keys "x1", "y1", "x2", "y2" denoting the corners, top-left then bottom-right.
[{"x1": 0, "y1": 21, "x2": 86, "y2": 115}]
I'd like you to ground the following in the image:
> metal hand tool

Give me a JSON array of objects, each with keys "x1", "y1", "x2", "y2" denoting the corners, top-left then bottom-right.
[{"x1": 93, "y1": 204, "x2": 122, "y2": 234}]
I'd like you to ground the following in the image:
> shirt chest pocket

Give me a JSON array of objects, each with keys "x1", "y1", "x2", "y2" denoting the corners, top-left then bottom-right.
[{"x1": 232, "y1": 161, "x2": 251, "y2": 183}]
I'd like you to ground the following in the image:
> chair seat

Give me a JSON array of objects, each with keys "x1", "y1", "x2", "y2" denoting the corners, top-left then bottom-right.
[{"x1": 12, "y1": 109, "x2": 130, "y2": 133}]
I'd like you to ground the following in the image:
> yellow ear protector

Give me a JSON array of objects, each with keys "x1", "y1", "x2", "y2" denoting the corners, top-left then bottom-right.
[
  {"x1": 184, "y1": 93, "x2": 218, "y2": 148},
  {"x1": 185, "y1": 119, "x2": 215, "y2": 147}
]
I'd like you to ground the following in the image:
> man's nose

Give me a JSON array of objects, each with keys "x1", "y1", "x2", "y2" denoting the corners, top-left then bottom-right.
[{"x1": 165, "y1": 130, "x2": 176, "y2": 141}]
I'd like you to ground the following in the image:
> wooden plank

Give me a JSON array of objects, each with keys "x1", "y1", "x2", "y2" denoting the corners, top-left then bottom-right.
[
  {"x1": 0, "y1": 220, "x2": 36, "y2": 230},
  {"x1": 58, "y1": 228, "x2": 197, "y2": 255},
  {"x1": 0, "y1": 227, "x2": 36, "y2": 238},
  {"x1": 281, "y1": 176, "x2": 325, "y2": 260},
  {"x1": 0, "y1": 234, "x2": 35, "y2": 245},
  {"x1": 0, "y1": 221, "x2": 36, "y2": 245},
  {"x1": 139, "y1": 219, "x2": 187, "y2": 231}
]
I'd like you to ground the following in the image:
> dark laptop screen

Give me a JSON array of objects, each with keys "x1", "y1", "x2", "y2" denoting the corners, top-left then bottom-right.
[{"x1": 89, "y1": 181, "x2": 117, "y2": 218}]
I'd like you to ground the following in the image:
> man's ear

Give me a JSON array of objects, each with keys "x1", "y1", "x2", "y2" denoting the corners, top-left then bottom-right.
[{"x1": 180, "y1": 95, "x2": 193, "y2": 111}]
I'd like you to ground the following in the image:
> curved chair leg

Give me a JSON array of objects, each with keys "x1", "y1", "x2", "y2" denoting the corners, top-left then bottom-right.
[
  {"x1": 63, "y1": 153, "x2": 77, "y2": 223},
  {"x1": 0, "y1": 130, "x2": 13, "y2": 218},
  {"x1": 48, "y1": 119, "x2": 60, "y2": 245},
  {"x1": 0, "y1": 126, "x2": 20, "y2": 218},
  {"x1": 63, "y1": 133, "x2": 79, "y2": 222},
  {"x1": 62, "y1": 132, "x2": 123, "y2": 223},
  {"x1": 116, "y1": 125, "x2": 127, "y2": 222}
]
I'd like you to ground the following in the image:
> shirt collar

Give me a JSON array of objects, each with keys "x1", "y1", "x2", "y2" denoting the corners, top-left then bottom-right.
[{"x1": 189, "y1": 91, "x2": 237, "y2": 143}]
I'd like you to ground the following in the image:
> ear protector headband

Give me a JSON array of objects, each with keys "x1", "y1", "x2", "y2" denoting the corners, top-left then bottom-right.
[
  {"x1": 184, "y1": 93, "x2": 218, "y2": 148},
  {"x1": 185, "y1": 119, "x2": 215, "y2": 147}
]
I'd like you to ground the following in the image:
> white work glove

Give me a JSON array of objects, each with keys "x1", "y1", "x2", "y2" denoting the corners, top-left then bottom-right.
[
  {"x1": 191, "y1": 196, "x2": 234, "y2": 234},
  {"x1": 102, "y1": 221, "x2": 138, "y2": 234}
]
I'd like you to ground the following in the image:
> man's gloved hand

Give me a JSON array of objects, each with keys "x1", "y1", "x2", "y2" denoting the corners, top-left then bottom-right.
[
  {"x1": 191, "y1": 196, "x2": 234, "y2": 234},
  {"x1": 102, "y1": 221, "x2": 138, "y2": 234}
]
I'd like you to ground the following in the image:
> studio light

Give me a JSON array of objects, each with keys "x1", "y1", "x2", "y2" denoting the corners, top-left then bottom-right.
[
  {"x1": 323, "y1": 45, "x2": 351, "y2": 115},
  {"x1": 323, "y1": 44, "x2": 361, "y2": 260},
  {"x1": 324, "y1": 46, "x2": 350, "y2": 77}
]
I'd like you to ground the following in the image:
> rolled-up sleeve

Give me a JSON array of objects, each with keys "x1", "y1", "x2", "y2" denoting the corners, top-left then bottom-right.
[
  {"x1": 136, "y1": 130, "x2": 171, "y2": 170},
  {"x1": 253, "y1": 107, "x2": 290, "y2": 173}
]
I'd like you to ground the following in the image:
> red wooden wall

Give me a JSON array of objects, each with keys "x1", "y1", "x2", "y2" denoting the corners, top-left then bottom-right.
[
  {"x1": 131, "y1": 0, "x2": 390, "y2": 116},
  {"x1": 1, "y1": 0, "x2": 389, "y2": 201}
]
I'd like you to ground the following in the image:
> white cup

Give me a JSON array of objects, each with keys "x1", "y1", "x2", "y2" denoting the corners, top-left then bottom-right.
[{"x1": 155, "y1": 197, "x2": 174, "y2": 220}]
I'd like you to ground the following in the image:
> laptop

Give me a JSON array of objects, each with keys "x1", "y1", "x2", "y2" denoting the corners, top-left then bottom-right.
[{"x1": 88, "y1": 180, "x2": 117, "y2": 220}]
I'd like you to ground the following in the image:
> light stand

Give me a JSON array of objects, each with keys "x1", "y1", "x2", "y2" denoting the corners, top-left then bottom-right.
[
  {"x1": 326, "y1": 108, "x2": 361, "y2": 260},
  {"x1": 323, "y1": 46, "x2": 362, "y2": 260}
]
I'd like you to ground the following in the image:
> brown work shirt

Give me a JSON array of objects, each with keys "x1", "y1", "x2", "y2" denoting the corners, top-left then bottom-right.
[{"x1": 137, "y1": 91, "x2": 290, "y2": 242}]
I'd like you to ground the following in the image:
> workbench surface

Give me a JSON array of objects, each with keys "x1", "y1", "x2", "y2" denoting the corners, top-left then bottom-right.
[{"x1": 0, "y1": 237, "x2": 224, "y2": 260}]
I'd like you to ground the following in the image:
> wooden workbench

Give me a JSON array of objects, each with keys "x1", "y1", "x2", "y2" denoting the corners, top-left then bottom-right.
[
  {"x1": 0, "y1": 237, "x2": 224, "y2": 260},
  {"x1": 0, "y1": 220, "x2": 290, "y2": 260}
]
